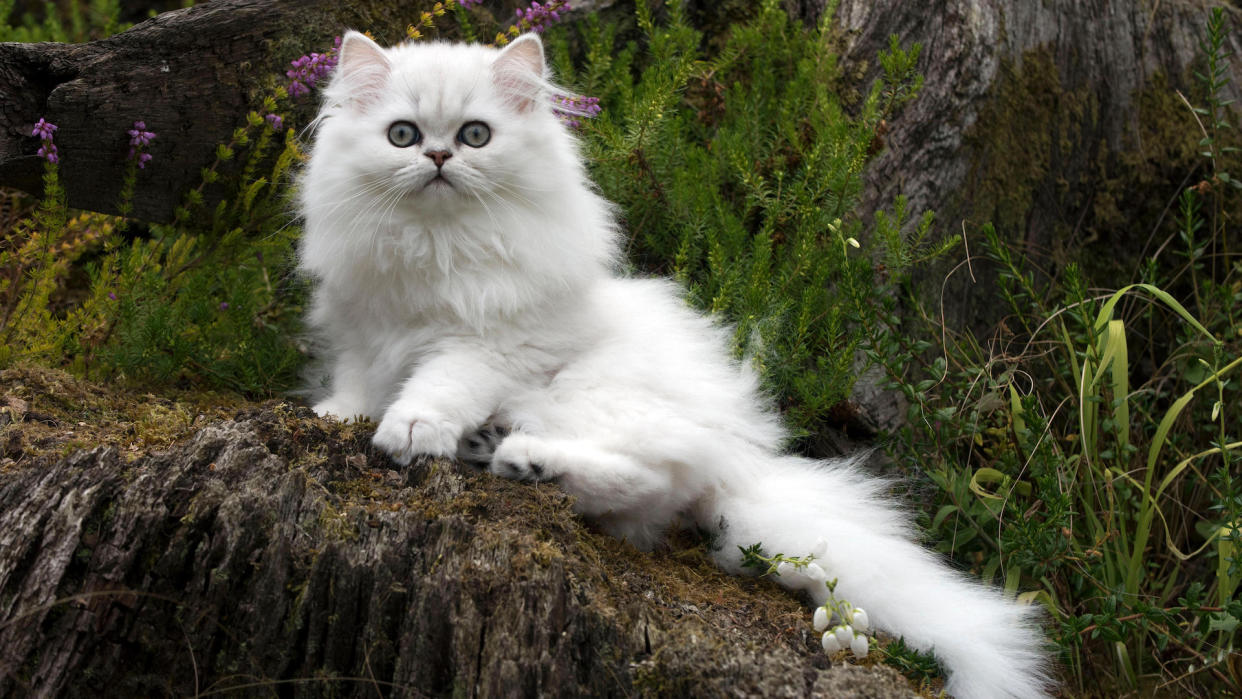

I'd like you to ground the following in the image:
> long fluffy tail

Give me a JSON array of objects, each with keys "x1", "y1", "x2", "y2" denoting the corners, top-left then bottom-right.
[{"x1": 699, "y1": 452, "x2": 1052, "y2": 699}]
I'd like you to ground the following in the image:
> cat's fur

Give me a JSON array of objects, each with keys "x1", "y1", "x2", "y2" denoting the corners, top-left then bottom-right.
[{"x1": 298, "y1": 31, "x2": 1052, "y2": 699}]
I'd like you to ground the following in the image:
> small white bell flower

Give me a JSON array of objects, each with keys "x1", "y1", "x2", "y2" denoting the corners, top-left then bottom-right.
[
  {"x1": 833, "y1": 624, "x2": 853, "y2": 646},
  {"x1": 821, "y1": 630, "x2": 842, "y2": 654},
  {"x1": 851, "y1": 607, "x2": 870, "y2": 632},
  {"x1": 776, "y1": 561, "x2": 795, "y2": 578},
  {"x1": 850, "y1": 632, "x2": 869, "y2": 659},
  {"x1": 813, "y1": 606, "x2": 829, "y2": 632}
]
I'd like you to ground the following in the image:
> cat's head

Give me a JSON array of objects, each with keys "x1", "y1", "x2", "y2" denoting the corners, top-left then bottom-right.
[
  {"x1": 299, "y1": 33, "x2": 617, "y2": 321},
  {"x1": 308, "y1": 32, "x2": 575, "y2": 218}
]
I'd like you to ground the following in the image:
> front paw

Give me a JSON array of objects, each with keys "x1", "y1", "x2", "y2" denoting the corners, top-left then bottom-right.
[
  {"x1": 490, "y1": 433, "x2": 557, "y2": 482},
  {"x1": 373, "y1": 405, "x2": 460, "y2": 466}
]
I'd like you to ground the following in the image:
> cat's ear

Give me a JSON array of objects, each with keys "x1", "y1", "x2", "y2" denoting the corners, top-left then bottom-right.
[
  {"x1": 335, "y1": 30, "x2": 391, "y2": 109},
  {"x1": 492, "y1": 34, "x2": 546, "y2": 112}
]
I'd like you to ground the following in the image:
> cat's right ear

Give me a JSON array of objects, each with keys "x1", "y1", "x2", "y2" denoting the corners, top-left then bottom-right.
[
  {"x1": 493, "y1": 34, "x2": 547, "y2": 113},
  {"x1": 334, "y1": 31, "x2": 391, "y2": 109}
]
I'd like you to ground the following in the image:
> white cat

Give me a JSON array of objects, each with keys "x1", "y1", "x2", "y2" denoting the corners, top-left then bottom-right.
[{"x1": 298, "y1": 31, "x2": 1052, "y2": 699}]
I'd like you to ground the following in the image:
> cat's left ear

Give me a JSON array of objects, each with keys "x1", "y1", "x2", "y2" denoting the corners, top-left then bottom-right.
[{"x1": 492, "y1": 34, "x2": 546, "y2": 113}]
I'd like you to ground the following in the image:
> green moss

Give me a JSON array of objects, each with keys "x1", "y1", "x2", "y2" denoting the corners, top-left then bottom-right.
[
  {"x1": 964, "y1": 46, "x2": 1096, "y2": 265},
  {"x1": 963, "y1": 47, "x2": 1238, "y2": 283}
]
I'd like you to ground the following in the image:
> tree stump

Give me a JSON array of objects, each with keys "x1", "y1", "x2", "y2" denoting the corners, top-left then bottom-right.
[{"x1": 0, "y1": 367, "x2": 920, "y2": 697}]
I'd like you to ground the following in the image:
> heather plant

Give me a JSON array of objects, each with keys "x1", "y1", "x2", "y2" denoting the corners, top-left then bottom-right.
[
  {"x1": 857, "y1": 8, "x2": 1241, "y2": 695},
  {"x1": 554, "y1": 0, "x2": 933, "y2": 433},
  {"x1": 740, "y1": 541, "x2": 875, "y2": 659},
  {"x1": 0, "y1": 80, "x2": 308, "y2": 392},
  {"x1": 0, "y1": 0, "x2": 129, "y2": 43}
]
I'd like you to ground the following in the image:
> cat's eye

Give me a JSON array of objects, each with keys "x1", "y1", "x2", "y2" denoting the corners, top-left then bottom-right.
[
  {"x1": 387, "y1": 121, "x2": 421, "y2": 148},
  {"x1": 458, "y1": 121, "x2": 491, "y2": 148}
]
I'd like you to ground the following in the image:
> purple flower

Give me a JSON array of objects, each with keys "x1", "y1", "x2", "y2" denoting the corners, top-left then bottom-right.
[
  {"x1": 108, "y1": 292, "x2": 118, "y2": 300},
  {"x1": 553, "y1": 94, "x2": 601, "y2": 129},
  {"x1": 265, "y1": 113, "x2": 284, "y2": 131},
  {"x1": 458, "y1": 0, "x2": 484, "y2": 6},
  {"x1": 31, "y1": 118, "x2": 58, "y2": 140},
  {"x1": 515, "y1": 0, "x2": 569, "y2": 33},
  {"x1": 126, "y1": 120, "x2": 156, "y2": 168},
  {"x1": 286, "y1": 36, "x2": 341, "y2": 99},
  {"x1": 127, "y1": 122, "x2": 156, "y2": 148},
  {"x1": 32, "y1": 118, "x2": 59, "y2": 162},
  {"x1": 219, "y1": 301, "x2": 229, "y2": 310}
]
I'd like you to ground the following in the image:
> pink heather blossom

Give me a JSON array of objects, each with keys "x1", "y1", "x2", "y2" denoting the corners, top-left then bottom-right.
[
  {"x1": 515, "y1": 0, "x2": 569, "y2": 33},
  {"x1": 553, "y1": 94, "x2": 601, "y2": 129},
  {"x1": 32, "y1": 118, "x2": 59, "y2": 163},
  {"x1": 127, "y1": 120, "x2": 156, "y2": 168},
  {"x1": 31, "y1": 118, "x2": 57, "y2": 140},
  {"x1": 287, "y1": 36, "x2": 341, "y2": 99},
  {"x1": 127, "y1": 121, "x2": 155, "y2": 148}
]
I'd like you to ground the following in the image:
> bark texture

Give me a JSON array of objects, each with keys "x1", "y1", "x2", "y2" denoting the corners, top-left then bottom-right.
[
  {"x1": 0, "y1": 368, "x2": 919, "y2": 698},
  {"x1": 832, "y1": 0, "x2": 1241, "y2": 327}
]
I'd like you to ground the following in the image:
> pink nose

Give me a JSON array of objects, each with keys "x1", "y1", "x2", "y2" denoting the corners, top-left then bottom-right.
[{"x1": 426, "y1": 150, "x2": 452, "y2": 168}]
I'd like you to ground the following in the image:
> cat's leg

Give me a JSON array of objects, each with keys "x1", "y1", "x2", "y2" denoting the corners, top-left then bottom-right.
[
  {"x1": 373, "y1": 350, "x2": 520, "y2": 465},
  {"x1": 489, "y1": 433, "x2": 671, "y2": 515},
  {"x1": 313, "y1": 350, "x2": 374, "y2": 421}
]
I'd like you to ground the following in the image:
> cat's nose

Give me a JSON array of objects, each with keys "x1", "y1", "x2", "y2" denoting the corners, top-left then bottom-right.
[{"x1": 425, "y1": 150, "x2": 452, "y2": 168}]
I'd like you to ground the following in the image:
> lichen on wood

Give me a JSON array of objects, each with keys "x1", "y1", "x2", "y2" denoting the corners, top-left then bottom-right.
[{"x1": 0, "y1": 367, "x2": 920, "y2": 697}]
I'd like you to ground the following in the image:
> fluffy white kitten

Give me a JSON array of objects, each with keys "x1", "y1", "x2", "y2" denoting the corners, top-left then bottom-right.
[{"x1": 298, "y1": 31, "x2": 1051, "y2": 699}]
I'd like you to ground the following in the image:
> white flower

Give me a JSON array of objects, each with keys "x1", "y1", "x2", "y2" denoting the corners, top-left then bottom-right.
[
  {"x1": 813, "y1": 606, "x2": 829, "y2": 631},
  {"x1": 822, "y1": 630, "x2": 842, "y2": 654},
  {"x1": 834, "y1": 624, "x2": 853, "y2": 646},
  {"x1": 776, "y1": 561, "x2": 795, "y2": 578},
  {"x1": 851, "y1": 607, "x2": 870, "y2": 632},
  {"x1": 850, "y1": 632, "x2": 869, "y2": 659}
]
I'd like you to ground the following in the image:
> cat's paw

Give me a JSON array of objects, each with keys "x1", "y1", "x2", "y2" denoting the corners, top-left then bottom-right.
[
  {"x1": 313, "y1": 397, "x2": 369, "y2": 422},
  {"x1": 490, "y1": 433, "x2": 558, "y2": 482},
  {"x1": 373, "y1": 405, "x2": 459, "y2": 466},
  {"x1": 457, "y1": 422, "x2": 510, "y2": 469}
]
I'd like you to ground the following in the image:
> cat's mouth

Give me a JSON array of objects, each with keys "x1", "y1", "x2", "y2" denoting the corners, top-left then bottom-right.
[{"x1": 425, "y1": 173, "x2": 454, "y2": 189}]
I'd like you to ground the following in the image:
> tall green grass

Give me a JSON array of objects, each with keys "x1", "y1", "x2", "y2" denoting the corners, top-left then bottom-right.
[{"x1": 864, "y1": 8, "x2": 1241, "y2": 694}]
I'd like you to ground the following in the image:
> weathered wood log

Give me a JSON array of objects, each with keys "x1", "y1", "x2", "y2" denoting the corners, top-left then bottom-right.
[
  {"x1": 0, "y1": 0, "x2": 445, "y2": 223},
  {"x1": 832, "y1": 0, "x2": 1241, "y2": 328},
  {"x1": 0, "y1": 367, "x2": 919, "y2": 697}
]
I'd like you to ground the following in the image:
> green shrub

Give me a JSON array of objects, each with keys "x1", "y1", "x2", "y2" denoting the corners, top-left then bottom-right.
[
  {"x1": 555, "y1": 0, "x2": 933, "y2": 433},
  {"x1": 0, "y1": 0, "x2": 129, "y2": 43}
]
